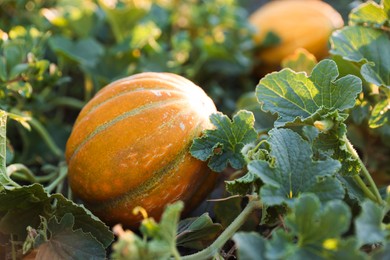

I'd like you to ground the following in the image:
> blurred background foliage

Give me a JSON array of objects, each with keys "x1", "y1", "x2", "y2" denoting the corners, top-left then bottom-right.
[{"x1": 0, "y1": 0, "x2": 362, "y2": 171}]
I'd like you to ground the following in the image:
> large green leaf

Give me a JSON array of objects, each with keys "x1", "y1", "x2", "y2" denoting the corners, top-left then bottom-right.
[
  {"x1": 249, "y1": 129, "x2": 344, "y2": 206},
  {"x1": 49, "y1": 36, "x2": 104, "y2": 68},
  {"x1": 281, "y1": 48, "x2": 318, "y2": 75},
  {"x1": 369, "y1": 99, "x2": 390, "y2": 128},
  {"x1": 256, "y1": 59, "x2": 362, "y2": 127},
  {"x1": 33, "y1": 214, "x2": 106, "y2": 260},
  {"x1": 349, "y1": 0, "x2": 389, "y2": 28},
  {"x1": 190, "y1": 111, "x2": 257, "y2": 172},
  {"x1": 266, "y1": 194, "x2": 365, "y2": 260},
  {"x1": 98, "y1": 0, "x2": 151, "y2": 43},
  {"x1": 233, "y1": 232, "x2": 266, "y2": 260},
  {"x1": 355, "y1": 200, "x2": 389, "y2": 246},
  {"x1": 331, "y1": 26, "x2": 390, "y2": 89},
  {"x1": 0, "y1": 184, "x2": 113, "y2": 247},
  {"x1": 235, "y1": 92, "x2": 276, "y2": 133},
  {"x1": 177, "y1": 213, "x2": 222, "y2": 250}
]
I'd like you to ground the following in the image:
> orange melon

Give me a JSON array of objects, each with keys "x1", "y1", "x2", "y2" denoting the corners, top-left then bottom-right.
[
  {"x1": 65, "y1": 72, "x2": 218, "y2": 227},
  {"x1": 249, "y1": 0, "x2": 344, "y2": 72}
]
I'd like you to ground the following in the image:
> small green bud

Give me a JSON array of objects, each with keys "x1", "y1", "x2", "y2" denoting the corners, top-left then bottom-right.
[{"x1": 314, "y1": 119, "x2": 334, "y2": 132}]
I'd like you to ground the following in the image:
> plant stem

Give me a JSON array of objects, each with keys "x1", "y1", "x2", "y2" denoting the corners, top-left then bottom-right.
[
  {"x1": 181, "y1": 198, "x2": 262, "y2": 260},
  {"x1": 29, "y1": 117, "x2": 63, "y2": 158},
  {"x1": 352, "y1": 175, "x2": 377, "y2": 202},
  {"x1": 10, "y1": 234, "x2": 17, "y2": 260},
  {"x1": 7, "y1": 163, "x2": 37, "y2": 182},
  {"x1": 50, "y1": 96, "x2": 85, "y2": 110},
  {"x1": 344, "y1": 136, "x2": 384, "y2": 205},
  {"x1": 172, "y1": 246, "x2": 182, "y2": 260},
  {"x1": 45, "y1": 165, "x2": 67, "y2": 193}
]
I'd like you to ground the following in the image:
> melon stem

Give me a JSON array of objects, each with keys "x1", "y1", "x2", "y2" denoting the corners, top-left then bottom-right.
[{"x1": 181, "y1": 197, "x2": 262, "y2": 260}]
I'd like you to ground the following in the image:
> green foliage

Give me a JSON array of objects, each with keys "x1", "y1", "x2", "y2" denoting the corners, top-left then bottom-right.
[
  {"x1": 248, "y1": 128, "x2": 344, "y2": 207},
  {"x1": 0, "y1": 1, "x2": 255, "y2": 257},
  {"x1": 266, "y1": 194, "x2": 365, "y2": 260},
  {"x1": 111, "y1": 202, "x2": 183, "y2": 260},
  {"x1": 25, "y1": 214, "x2": 107, "y2": 260},
  {"x1": 2, "y1": 0, "x2": 390, "y2": 259},
  {"x1": 331, "y1": 0, "x2": 390, "y2": 139},
  {"x1": 232, "y1": 232, "x2": 266, "y2": 260},
  {"x1": 281, "y1": 48, "x2": 318, "y2": 75},
  {"x1": 176, "y1": 213, "x2": 223, "y2": 250},
  {"x1": 190, "y1": 110, "x2": 257, "y2": 172},
  {"x1": 355, "y1": 200, "x2": 390, "y2": 246},
  {"x1": 256, "y1": 59, "x2": 362, "y2": 127},
  {"x1": 0, "y1": 183, "x2": 113, "y2": 246}
]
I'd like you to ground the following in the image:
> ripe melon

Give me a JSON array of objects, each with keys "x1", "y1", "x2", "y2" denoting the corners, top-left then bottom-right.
[
  {"x1": 65, "y1": 72, "x2": 218, "y2": 227},
  {"x1": 249, "y1": 0, "x2": 344, "y2": 72}
]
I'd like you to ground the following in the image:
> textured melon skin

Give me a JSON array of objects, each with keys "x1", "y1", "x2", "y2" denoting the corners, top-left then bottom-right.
[
  {"x1": 249, "y1": 0, "x2": 344, "y2": 71},
  {"x1": 65, "y1": 72, "x2": 218, "y2": 227}
]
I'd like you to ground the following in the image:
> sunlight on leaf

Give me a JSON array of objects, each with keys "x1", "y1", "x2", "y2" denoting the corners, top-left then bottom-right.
[
  {"x1": 281, "y1": 48, "x2": 317, "y2": 75},
  {"x1": 331, "y1": 26, "x2": 390, "y2": 89},
  {"x1": 256, "y1": 59, "x2": 362, "y2": 127},
  {"x1": 349, "y1": 0, "x2": 388, "y2": 28}
]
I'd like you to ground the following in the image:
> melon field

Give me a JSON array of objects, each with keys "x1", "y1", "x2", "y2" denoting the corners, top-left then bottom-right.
[{"x1": 1, "y1": 0, "x2": 390, "y2": 259}]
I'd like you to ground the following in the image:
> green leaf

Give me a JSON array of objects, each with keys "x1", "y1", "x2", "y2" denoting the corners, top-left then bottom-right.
[
  {"x1": 0, "y1": 184, "x2": 51, "y2": 237},
  {"x1": 331, "y1": 26, "x2": 390, "y2": 89},
  {"x1": 130, "y1": 21, "x2": 162, "y2": 50},
  {"x1": 226, "y1": 171, "x2": 262, "y2": 196},
  {"x1": 154, "y1": 201, "x2": 184, "y2": 253},
  {"x1": 176, "y1": 213, "x2": 222, "y2": 250},
  {"x1": 313, "y1": 119, "x2": 361, "y2": 176},
  {"x1": 337, "y1": 176, "x2": 366, "y2": 203},
  {"x1": 281, "y1": 48, "x2": 318, "y2": 75},
  {"x1": 51, "y1": 193, "x2": 114, "y2": 248},
  {"x1": 33, "y1": 214, "x2": 106, "y2": 260},
  {"x1": 0, "y1": 183, "x2": 113, "y2": 247},
  {"x1": 286, "y1": 195, "x2": 351, "y2": 244},
  {"x1": 0, "y1": 57, "x2": 7, "y2": 81},
  {"x1": 9, "y1": 63, "x2": 29, "y2": 80},
  {"x1": 349, "y1": 1, "x2": 389, "y2": 28},
  {"x1": 98, "y1": 0, "x2": 151, "y2": 42},
  {"x1": 256, "y1": 59, "x2": 362, "y2": 127},
  {"x1": 355, "y1": 200, "x2": 388, "y2": 246},
  {"x1": 236, "y1": 92, "x2": 276, "y2": 133},
  {"x1": 267, "y1": 194, "x2": 365, "y2": 260},
  {"x1": 213, "y1": 196, "x2": 243, "y2": 229},
  {"x1": 249, "y1": 128, "x2": 343, "y2": 206},
  {"x1": 369, "y1": 99, "x2": 390, "y2": 128},
  {"x1": 386, "y1": 0, "x2": 390, "y2": 16},
  {"x1": 4, "y1": 45, "x2": 24, "y2": 71},
  {"x1": 49, "y1": 36, "x2": 104, "y2": 68},
  {"x1": 266, "y1": 229, "x2": 295, "y2": 259},
  {"x1": 372, "y1": 243, "x2": 390, "y2": 260},
  {"x1": 42, "y1": 0, "x2": 98, "y2": 38},
  {"x1": 233, "y1": 232, "x2": 267, "y2": 260},
  {"x1": 190, "y1": 111, "x2": 257, "y2": 172}
]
